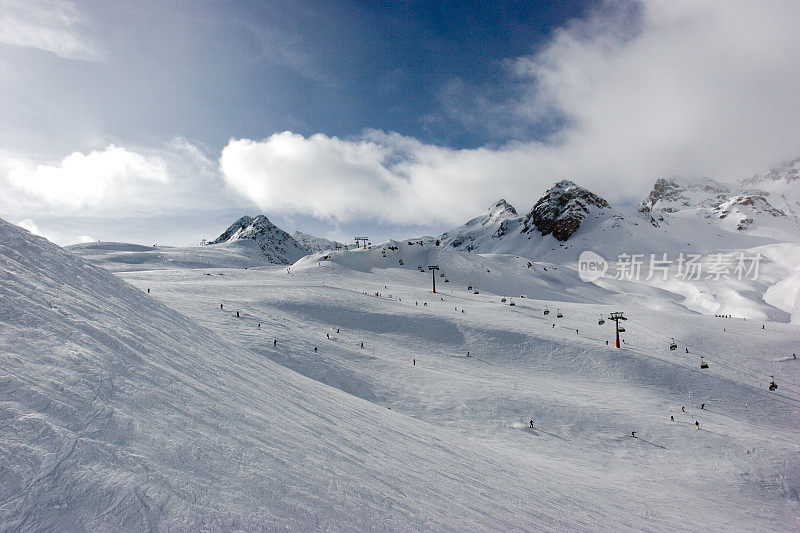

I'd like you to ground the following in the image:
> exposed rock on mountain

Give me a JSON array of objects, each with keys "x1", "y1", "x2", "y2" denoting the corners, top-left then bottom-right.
[{"x1": 521, "y1": 180, "x2": 611, "y2": 241}]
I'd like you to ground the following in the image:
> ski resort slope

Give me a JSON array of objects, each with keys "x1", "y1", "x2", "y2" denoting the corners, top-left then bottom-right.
[
  {"x1": 0, "y1": 219, "x2": 602, "y2": 531},
  {"x1": 114, "y1": 244, "x2": 800, "y2": 531}
]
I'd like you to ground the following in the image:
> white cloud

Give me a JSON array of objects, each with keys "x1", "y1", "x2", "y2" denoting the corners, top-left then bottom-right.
[
  {"x1": 0, "y1": 0, "x2": 104, "y2": 61},
  {"x1": 76, "y1": 235, "x2": 95, "y2": 243},
  {"x1": 220, "y1": 1, "x2": 800, "y2": 226},
  {"x1": 220, "y1": 132, "x2": 410, "y2": 222},
  {"x1": 6, "y1": 145, "x2": 168, "y2": 208},
  {"x1": 509, "y1": 0, "x2": 800, "y2": 182}
]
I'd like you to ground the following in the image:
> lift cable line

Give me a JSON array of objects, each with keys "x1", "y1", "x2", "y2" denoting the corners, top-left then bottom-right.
[
  {"x1": 621, "y1": 320, "x2": 800, "y2": 398},
  {"x1": 624, "y1": 317, "x2": 800, "y2": 392}
]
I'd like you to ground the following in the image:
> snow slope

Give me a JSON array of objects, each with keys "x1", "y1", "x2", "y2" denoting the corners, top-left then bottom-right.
[
  {"x1": 0, "y1": 218, "x2": 596, "y2": 531},
  {"x1": 116, "y1": 240, "x2": 800, "y2": 531},
  {"x1": 4, "y1": 216, "x2": 800, "y2": 530},
  {"x1": 65, "y1": 239, "x2": 267, "y2": 272}
]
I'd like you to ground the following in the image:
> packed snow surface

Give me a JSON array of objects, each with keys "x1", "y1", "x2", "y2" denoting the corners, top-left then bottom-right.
[{"x1": 3, "y1": 218, "x2": 800, "y2": 531}]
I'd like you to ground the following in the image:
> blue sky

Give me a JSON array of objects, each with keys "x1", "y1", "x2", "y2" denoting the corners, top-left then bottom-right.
[{"x1": 1, "y1": 1, "x2": 799, "y2": 246}]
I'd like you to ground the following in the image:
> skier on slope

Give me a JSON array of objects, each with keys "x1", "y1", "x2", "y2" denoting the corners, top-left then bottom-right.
[
  {"x1": 274, "y1": 339, "x2": 277, "y2": 347},
  {"x1": 695, "y1": 421, "x2": 700, "y2": 430},
  {"x1": 631, "y1": 431, "x2": 636, "y2": 438},
  {"x1": 530, "y1": 420, "x2": 534, "y2": 429}
]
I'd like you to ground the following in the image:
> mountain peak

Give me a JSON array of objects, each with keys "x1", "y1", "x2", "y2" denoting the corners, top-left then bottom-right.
[
  {"x1": 745, "y1": 156, "x2": 800, "y2": 185},
  {"x1": 206, "y1": 215, "x2": 307, "y2": 264},
  {"x1": 489, "y1": 198, "x2": 518, "y2": 216},
  {"x1": 522, "y1": 180, "x2": 610, "y2": 241}
]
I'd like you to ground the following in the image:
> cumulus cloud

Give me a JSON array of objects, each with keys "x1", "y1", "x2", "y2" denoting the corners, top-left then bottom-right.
[
  {"x1": 220, "y1": 0, "x2": 800, "y2": 226},
  {"x1": 0, "y1": 0, "x2": 104, "y2": 61},
  {"x1": 6, "y1": 145, "x2": 168, "y2": 208}
]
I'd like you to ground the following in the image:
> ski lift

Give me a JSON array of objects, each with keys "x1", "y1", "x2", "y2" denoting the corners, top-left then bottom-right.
[
  {"x1": 669, "y1": 338, "x2": 677, "y2": 351},
  {"x1": 700, "y1": 357, "x2": 709, "y2": 369},
  {"x1": 509, "y1": 301, "x2": 516, "y2": 306},
  {"x1": 474, "y1": 290, "x2": 480, "y2": 294},
  {"x1": 501, "y1": 297, "x2": 507, "y2": 303},
  {"x1": 769, "y1": 376, "x2": 777, "y2": 391},
  {"x1": 467, "y1": 285, "x2": 473, "y2": 290},
  {"x1": 556, "y1": 310, "x2": 563, "y2": 318},
  {"x1": 544, "y1": 308, "x2": 550, "y2": 316},
  {"x1": 617, "y1": 326, "x2": 625, "y2": 332},
  {"x1": 598, "y1": 315, "x2": 605, "y2": 325}
]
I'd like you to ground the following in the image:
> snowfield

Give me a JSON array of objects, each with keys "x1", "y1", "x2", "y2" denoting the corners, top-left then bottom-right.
[{"x1": 3, "y1": 218, "x2": 800, "y2": 531}]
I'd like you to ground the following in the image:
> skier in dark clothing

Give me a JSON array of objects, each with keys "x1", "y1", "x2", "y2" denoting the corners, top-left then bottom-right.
[
  {"x1": 147, "y1": 288, "x2": 150, "y2": 293},
  {"x1": 695, "y1": 421, "x2": 700, "y2": 429},
  {"x1": 360, "y1": 342, "x2": 364, "y2": 348},
  {"x1": 670, "y1": 415, "x2": 674, "y2": 421},
  {"x1": 326, "y1": 333, "x2": 330, "y2": 339},
  {"x1": 631, "y1": 431, "x2": 636, "y2": 438},
  {"x1": 681, "y1": 406, "x2": 685, "y2": 412},
  {"x1": 220, "y1": 303, "x2": 223, "y2": 310},
  {"x1": 336, "y1": 328, "x2": 340, "y2": 333},
  {"x1": 529, "y1": 420, "x2": 534, "y2": 429},
  {"x1": 273, "y1": 339, "x2": 277, "y2": 347},
  {"x1": 700, "y1": 403, "x2": 705, "y2": 410},
  {"x1": 314, "y1": 347, "x2": 317, "y2": 352},
  {"x1": 236, "y1": 311, "x2": 240, "y2": 317}
]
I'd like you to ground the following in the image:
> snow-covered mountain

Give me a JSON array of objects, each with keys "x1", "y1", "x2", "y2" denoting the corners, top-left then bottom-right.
[
  {"x1": 641, "y1": 158, "x2": 800, "y2": 237},
  {"x1": 292, "y1": 230, "x2": 345, "y2": 253},
  {"x1": 521, "y1": 179, "x2": 613, "y2": 241},
  {"x1": 439, "y1": 199, "x2": 521, "y2": 252},
  {"x1": 205, "y1": 214, "x2": 308, "y2": 264},
  {"x1": 441, "y1": 180, "x2": 624, "y2": 257},
  {"x1": 442, "y1": 161, "x2": 800, "y2": 262}
]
